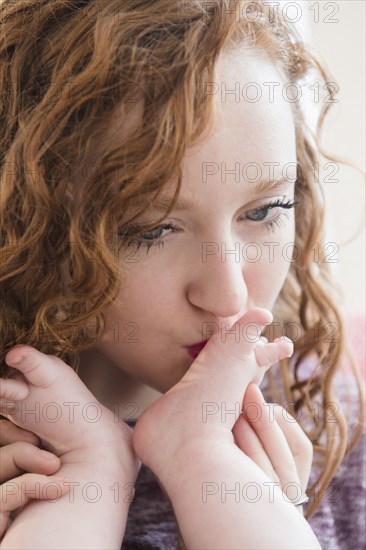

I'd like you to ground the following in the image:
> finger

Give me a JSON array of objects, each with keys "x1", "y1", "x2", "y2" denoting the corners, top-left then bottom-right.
[
  {"x1": 0, "y1": 401, "x2": 20, "y2": 417},
  {"x1": 252, "y1": 337, "x2": 268, "y2": 363},
  {"x1": 254, "y1": 337, "x2": 294, "y2": 367},
  {"x1": 201, "y1": 307, "x2": 273, "y2": 366},
  {"x1": 0, "y1": 377, "x2": 30, "y2": 401},
  {"x1": 0, "y1": 420, "x2": 41, "y2": 447},
  {"x1": 254, "y1": 337, "x2": 268, "y2": 349},
  {"x1": 232, "y1": 416, "x2": 279, "y2": 482},
  {"x1": 0, "y1": 375, "x2": 30, "y2": 417},
  {"x1": 243, "y1": 384, "x2": 301, "y2": 495},
  {"x1": 0, "y1": 473, "x2": 69, "y2": 538},
  {"x1": 272, "y1": 405, "x2": 313, "y2": 490},
  {"x1": 1, "y1": 442, "x2": 61, "y2": 483},
  {"x1": 5, "y1": 346, "x2": 63, "y2": 388}
]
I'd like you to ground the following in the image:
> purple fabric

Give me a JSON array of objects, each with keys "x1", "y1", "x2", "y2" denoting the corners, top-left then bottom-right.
[
  {"x1": 121, "y1": 455, "x2": 179, "y2": 550},
  {"x1": 122, "y1": 360, "x2": 366, "y2": 549}
]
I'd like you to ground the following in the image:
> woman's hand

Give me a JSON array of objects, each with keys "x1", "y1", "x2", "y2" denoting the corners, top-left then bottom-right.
[
  {"x1": 0, "y1": 419, "x2": 65, "y2": 540},
  {"x1": 233, "y1": 383, "x2": 313, "y2": 513}
]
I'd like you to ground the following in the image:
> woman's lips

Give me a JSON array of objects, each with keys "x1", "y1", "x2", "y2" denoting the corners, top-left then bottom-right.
[{"x1": 185, "y1": 340, "x2": 208, "y2": 359}]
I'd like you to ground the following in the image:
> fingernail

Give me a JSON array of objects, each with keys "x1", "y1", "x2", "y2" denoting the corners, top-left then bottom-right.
[
  {"x1": 283, "y1": 337, "x2": 293, "y2": 345},
  {"x1": 7, "y1": 354, "x2": 25, "y2": 365}
]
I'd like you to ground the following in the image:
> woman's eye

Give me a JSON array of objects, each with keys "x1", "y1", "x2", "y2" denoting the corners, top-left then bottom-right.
[
  {"x1": 120, "y1": 198, "x2": 300, "y2": 254},
  {"x1": 119, "y1": 223, "x2": 180, "y2": 254},
  {"x1": 243, "y1": 198, "x2": 299, "y2": 232},
  {"x1": 245, "y1": 207, "x2": 270, "y2": 221},
  {"x1": 137, "y1": 223, "x2": 176, "y2": 241}
]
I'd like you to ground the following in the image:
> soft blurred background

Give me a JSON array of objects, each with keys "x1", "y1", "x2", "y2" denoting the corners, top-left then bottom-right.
[
  {"x1": 277, "y1": 0, "x2": 365, "y2": 376},
  {"x1": 281, "y1": 0, "x2": 365, "y2": 318}
]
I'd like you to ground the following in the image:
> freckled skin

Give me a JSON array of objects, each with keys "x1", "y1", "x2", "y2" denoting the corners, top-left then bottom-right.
[{"x1": 80, "y1": 48, "x2": 297, "y2": 407}]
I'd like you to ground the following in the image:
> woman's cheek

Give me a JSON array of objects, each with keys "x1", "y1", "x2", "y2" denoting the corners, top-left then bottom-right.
[{"x1": 245, "y1": 227, "x2": 295, "y2": 303}]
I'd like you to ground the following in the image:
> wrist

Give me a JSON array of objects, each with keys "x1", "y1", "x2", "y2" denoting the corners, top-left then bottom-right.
[
  {"x1": 152, "y1": 437, "x2": 235, "y2": 499},
  {"x1": 59, "y1": 418, "x2": 140, "y2": 482}
]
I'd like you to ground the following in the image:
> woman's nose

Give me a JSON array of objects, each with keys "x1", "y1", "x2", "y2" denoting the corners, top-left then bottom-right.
[{"x1": 187, "y1": 240, "x2": 248, "y2": 319}]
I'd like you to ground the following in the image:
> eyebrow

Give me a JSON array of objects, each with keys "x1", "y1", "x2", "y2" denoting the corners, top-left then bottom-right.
[{"x1": 148, "y1": 177, "x2": 296, "y2": 213}]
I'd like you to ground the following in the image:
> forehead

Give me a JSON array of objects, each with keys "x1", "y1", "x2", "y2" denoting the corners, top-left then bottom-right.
[
  {"x1": 105, "y1": 46, "x2": 294, "y2": 152},
  {"x1": 185, "y1": 46, "x2": 296, "y2": 167},
  {"x1": 96, "y1": 46, "x2": 296, "y2": 212},
  {"x1": 173, "y1": 48, "x2": 297, "y2": 213},
  {"x1": 176, "y1": 47, "x2": 297, "y2": 200}
]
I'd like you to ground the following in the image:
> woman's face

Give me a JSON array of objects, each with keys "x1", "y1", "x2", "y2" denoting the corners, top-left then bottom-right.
[{"x1": 96, "y1": 48, "x2": 297, "y2": 393}]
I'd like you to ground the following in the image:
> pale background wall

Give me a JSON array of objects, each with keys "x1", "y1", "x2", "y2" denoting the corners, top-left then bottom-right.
[
  {"x1": 308, "y1": 0, "x2": 365, "y2": 317},
  {"x1": 278, "y1": 0, "x2": 365, "y2": 317}
]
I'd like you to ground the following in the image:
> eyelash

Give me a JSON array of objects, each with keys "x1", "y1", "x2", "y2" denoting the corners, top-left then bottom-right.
[{"x1": 122, "y1": 198, "x2": 300, "y2": 254}]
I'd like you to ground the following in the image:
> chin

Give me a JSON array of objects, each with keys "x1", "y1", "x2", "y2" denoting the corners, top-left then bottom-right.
[{"x1": 158, "y1": 370, "x2": 186, "y2": 394}]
